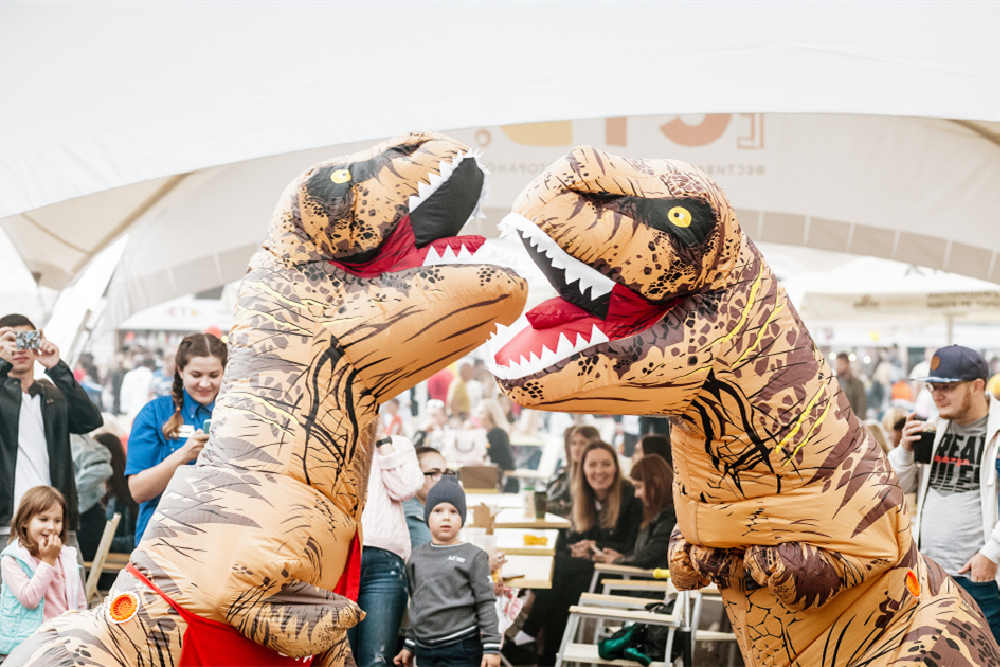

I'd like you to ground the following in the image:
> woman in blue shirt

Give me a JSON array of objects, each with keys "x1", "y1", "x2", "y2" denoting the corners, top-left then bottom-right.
[{"x1": 125, "y1": 333, "x2": 227, "y2": 545}]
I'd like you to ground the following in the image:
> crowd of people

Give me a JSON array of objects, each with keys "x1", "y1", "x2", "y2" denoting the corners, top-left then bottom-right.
[{"x1": 3, "y1": 308, "x2": 1000, "y2": 664}]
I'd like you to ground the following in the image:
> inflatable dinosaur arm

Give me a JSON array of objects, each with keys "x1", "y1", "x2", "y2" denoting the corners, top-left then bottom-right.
[
  {"x1": 667, "y1": 525, "x2": 742, "y2": 591},
  {"x1": 668, "y1": 524, "x2": 871, "y2": 613},
  {"x1": 229, "y1": 579, "x2": 358, "y2": 656}
]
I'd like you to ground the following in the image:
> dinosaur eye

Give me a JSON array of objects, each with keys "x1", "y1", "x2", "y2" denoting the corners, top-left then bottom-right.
[
  {"x1": 330, "y1": 169, "x2": 351, "y2": 184},
  {"x1": 668, "y1": 206, "x2": 691, "y2": 228}
]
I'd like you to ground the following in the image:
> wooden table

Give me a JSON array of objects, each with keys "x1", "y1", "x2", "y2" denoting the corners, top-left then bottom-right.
[
  {"x1": 461, "y1": 526, "x2": 557, "y2": 589},
  {"x1": 500, "y1": 554, "x2": 554, "y2": 590},
  {"x1": 465, "y1": 492, "x2": 524, "y2": 510},
  {"x1": 507, "y1": 469, "x2": 549, "y2": 482},
  {"x1": 493, "y1": 528, "x2": 559, "y2": 556},
  {"x1": 492, "y1": 508, "x2": 570, "y2": 530}
]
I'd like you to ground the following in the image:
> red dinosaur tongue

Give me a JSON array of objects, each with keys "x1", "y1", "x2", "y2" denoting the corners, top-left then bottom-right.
[
  {"x1": 328, "y1": 214, "x2": 484, "y2": 277},
  {"x1": 494, "y1": 284, "x2": 676, "y2": 368}
]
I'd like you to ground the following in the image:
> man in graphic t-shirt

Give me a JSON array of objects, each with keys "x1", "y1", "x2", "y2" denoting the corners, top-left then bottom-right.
[{"x1": 889, "y1": 344, "x2": 1000, "y2": 643}]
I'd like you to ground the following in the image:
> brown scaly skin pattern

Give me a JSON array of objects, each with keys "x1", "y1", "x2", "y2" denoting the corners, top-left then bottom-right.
[
  {"x1": 488, "y1": 147, "x2": 1000, "y2": 666},
  {"x1": 7, "y1": 133, "x2": 526, "y2": 666}
]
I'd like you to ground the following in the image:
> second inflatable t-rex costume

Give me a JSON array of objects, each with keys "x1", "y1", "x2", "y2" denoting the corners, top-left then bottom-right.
[
  {"x1": 6, "y1": 133, "x2": 526, "y2": 666},
  {"x1": 487, "y1": 147, "x2": 1000, "y2": 666}
]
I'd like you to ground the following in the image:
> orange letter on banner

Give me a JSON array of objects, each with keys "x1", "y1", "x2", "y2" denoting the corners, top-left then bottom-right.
[
  {"x1": 501, "y1": 121, "x2": 573, "y2": 147},
  {"x1": 660, "y1": 114, "x2": 732, "y2": 147},
  {"x1": 605, "y1": 117, "x2": 627, "y2": 146}
]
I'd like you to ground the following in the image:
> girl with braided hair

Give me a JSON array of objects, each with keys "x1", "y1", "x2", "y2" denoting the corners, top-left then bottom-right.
[{"x1": 124, "y1": 333, "x2": 227, "y2": 545}]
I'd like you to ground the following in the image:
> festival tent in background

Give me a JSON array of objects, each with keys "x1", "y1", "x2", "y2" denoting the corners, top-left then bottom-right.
[
  {"x1": 0, "y1": 1, "x2": 998, "y2": 353},
  {"x1": 785, "y1": 252, "x2": 1000, "y2": 348},
  {"x1": 96, "y1": 113, "x2": 1000, "y2": 332}
]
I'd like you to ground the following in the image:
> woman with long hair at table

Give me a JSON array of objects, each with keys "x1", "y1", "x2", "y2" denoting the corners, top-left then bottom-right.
[
  {"x1": 594, "y1": 453, "x2": 675, "y2": 568},
  {"x1": 543, "y1": 425, "x2": 600, "y2": 518},
  {"x1": 517, "y1": 440, "x2": 643, "y2": 665}
]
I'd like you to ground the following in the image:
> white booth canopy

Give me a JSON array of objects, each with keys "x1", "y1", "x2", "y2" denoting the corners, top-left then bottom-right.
[
  {"x1": 1, "y1": 1, "x2": 999, "y2": 323},
  {"x1": 101, "y1": 113, "x2": 1000, "y2": 326}
]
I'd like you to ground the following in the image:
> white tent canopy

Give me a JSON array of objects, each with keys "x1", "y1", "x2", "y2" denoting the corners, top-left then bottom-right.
[
  {"x1": 101, "y1": 112, "x2": 1000, "y2": 327},
  {"x1": 2, "y1": 1, "x2": 999, "y2": 306}
]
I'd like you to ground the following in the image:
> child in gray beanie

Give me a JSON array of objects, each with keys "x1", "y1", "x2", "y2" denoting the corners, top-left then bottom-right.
[
  {"x1": 422, "y1": 474, "x2": 467, "y2": 526},
  {"x1": 396, "y1": 476, "x2": 500, "y2": 667}
]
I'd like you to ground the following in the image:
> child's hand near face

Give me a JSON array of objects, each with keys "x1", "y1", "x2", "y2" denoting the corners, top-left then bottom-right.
[{"x1": 38, "y1": 533, "x2": 62, "y2": 566}]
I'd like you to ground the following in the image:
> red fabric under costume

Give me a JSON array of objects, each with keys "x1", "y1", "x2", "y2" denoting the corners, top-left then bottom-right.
[{"x1": 127, "y1": 563, "x2": 319, "y2": 666}]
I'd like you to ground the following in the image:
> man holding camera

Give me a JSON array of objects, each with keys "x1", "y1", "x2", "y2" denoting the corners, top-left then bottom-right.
[
  {"x1": 887, "y1": 344, "x2": 1000, "y2": 643},
  {"x1": 0, "y1": 313, "x2": 104, "y2": 543}
]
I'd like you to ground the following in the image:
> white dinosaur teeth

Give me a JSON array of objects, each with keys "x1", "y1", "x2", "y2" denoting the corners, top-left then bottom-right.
[
  {"x1": 456, "y1": 244, "x2": 474, "y2": 260},
  {"x1": 498, "y1": 217, "x2": 516, "y2": 239},
  {"x1": 539, "y1": 344, "x2": 557, "y2": 366},
  {"x1": 590, "y1": 324, "x2": 610, "y2": 345},
  {"x1": 485, "y1": 317, "x2": 613, "y2": 381},
  {"x1": 409, "y1": 150, "x2": 479, "y2": 214},
  {"x1": 502, "y1": 211, "x2": 616, "y2": 307},
  {"x1": 556, "y1": 333, "x2": 574, "y2": 356},
  {"x1": 589, "y1": 279, "x2": 614, "y2": 298}
]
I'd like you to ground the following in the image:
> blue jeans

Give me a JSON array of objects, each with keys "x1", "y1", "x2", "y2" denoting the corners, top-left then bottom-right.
[
  {"x1": 348, "y1": 546, "x2": 409, "y2": 667},
  {"x1": 413, "y1": 634, "x2": 484, "y2": 667},
  {"x1": 954, "y1": 576, "x2": 1000, "y2": 645}
]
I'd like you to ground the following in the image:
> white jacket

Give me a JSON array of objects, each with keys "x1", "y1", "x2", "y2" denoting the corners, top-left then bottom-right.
[
  {"x1": 888, "y1": 397, "x2": 1000, "y2": 582},
  {"x1": 1, "y1": 540, "x2": 88, "y2": 612},
  {"x1": 360, "y1": 435, "x2": 424, "y2": 562}
]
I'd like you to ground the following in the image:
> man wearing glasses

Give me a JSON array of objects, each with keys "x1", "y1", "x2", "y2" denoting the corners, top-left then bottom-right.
[
  {"x1": 889, "y1": 344, "x2": 1000, "y2": 643},
  {"x1": 404, "y1": 447, "x2": 452, "y2": 549}
]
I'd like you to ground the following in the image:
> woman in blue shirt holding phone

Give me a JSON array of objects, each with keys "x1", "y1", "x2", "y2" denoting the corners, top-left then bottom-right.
[{"x1": 125, "y1": 333, "x2": 227, "y2": 545}]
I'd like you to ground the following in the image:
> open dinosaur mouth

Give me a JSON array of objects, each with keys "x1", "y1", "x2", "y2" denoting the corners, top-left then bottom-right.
[
  {"x1": 487, "y1": 213, "x2": 676, "y2": 381},
  {"x1": 333, "y1": 153, "x2": 488, "y2": 276}
]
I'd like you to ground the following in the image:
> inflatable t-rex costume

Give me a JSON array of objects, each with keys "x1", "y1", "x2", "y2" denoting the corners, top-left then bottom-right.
[
  {"x1": 7, "y1": 133, "x2": 526, "y2": 666},
  {"x1": 487, "y1": 147, "x2": 1000, "y2": 666}
]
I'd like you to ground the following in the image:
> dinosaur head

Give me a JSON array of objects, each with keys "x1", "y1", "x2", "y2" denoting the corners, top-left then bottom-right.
[
  {"x1": 487, "y1": 146, "x2": 744, "y2": 413},
  {"x1": 259, "y1": 132, "x2": 526, "y2": 402},
  {"x1": 267, "y1": 131, "x2": 491, "y2": 269}
]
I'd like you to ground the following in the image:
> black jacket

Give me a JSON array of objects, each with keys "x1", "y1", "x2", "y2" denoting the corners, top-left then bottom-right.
[
  {"x1": 617, "y1": 505, "x2": 677, "y2": 569},
  {"x1": 1, "y1": 359, "x2": 104, "y2": 529},
  {"x1": 561, "y1": 483, "x2": 644, "y2": 556}
]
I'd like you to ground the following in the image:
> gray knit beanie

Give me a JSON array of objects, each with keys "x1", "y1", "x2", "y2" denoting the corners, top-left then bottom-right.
[{"x1": 424, "y1": 475, "x2": 466, "y2": 526}]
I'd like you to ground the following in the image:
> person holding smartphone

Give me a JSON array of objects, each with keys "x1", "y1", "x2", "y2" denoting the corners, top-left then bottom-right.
[
  {"x1": 0, "y1": 314, "x2": 104, "y2": 551},
  {"x1": 125, "y1": 333, "x2": 227, "y2": 546},
  {"x1": 888, "y1": 345, "x2": 1000, "y2": 643}
]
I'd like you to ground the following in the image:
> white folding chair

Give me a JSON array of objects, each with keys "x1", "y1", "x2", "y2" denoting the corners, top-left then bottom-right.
[
  {"x1": 688, "y1": 588, "x2": 739, "y2": 667},
  {"x1": 556, "y1": 573, "x2": 688, "y2": 667}
]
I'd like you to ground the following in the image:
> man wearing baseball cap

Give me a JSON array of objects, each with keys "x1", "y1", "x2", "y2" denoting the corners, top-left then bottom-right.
[{"x1": 888, "y1": 344, "x2": 1000, "y2": 642}]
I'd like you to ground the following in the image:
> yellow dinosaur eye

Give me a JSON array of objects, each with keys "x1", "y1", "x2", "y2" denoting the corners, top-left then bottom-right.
[
  {"x1": 668, "y1": 206, "x2": 692, "y2": 228},
  {"x1": 330, "y1": 169, "x2": 351, "y2": 184}
]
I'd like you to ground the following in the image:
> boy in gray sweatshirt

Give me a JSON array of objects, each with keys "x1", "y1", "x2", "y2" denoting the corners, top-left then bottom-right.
[{"x1": 394, "y1": 476, "x2": 501, "y2": 667}]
